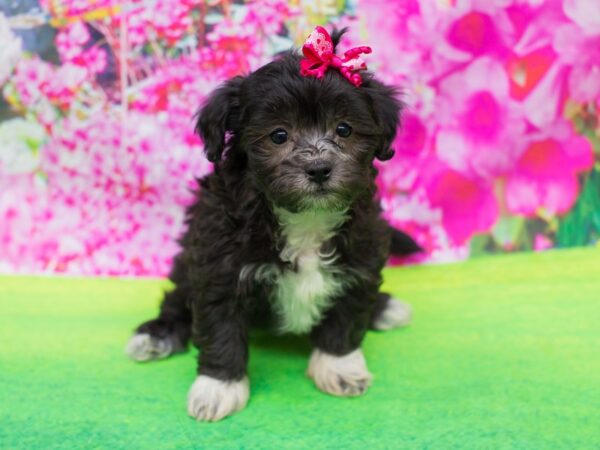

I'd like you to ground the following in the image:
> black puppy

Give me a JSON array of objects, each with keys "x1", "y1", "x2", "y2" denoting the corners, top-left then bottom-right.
[{"x1": 126, "y1": 28, "x2": 413, "y2": 421}]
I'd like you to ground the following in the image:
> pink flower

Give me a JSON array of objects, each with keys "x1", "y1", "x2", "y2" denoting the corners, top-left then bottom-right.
[
  {"x1": 122, "y1": 4, "x2": 147, "y2": 47},
  {"x1": 356, "y1": 0, "x2": 450, "y2": 84},
  {"x1": 381, "y1": 154, "x2": 499, "y2": 248},
  {"x1": 435, "y1": 57, "x2": 527, "y2": 178},
  {"x1": 3, "y1": 0, "x2": 599, "y2": 275},
  {"x1": 201, "y1": 29, "x2": 261, "y2": 78},
  {"x1": 55, "y1": 22, "x2": 107, "y2": 75},
  {"x1": 151, "y1": 1, "x2": 194, "y2": 45},
  {"x1": 420, "y1": 159, "x2": 499, "y2": 245},
  {"x1": 42, "y1": 63, "x2": 88, "y2": 109},
  {"x1": 505, "y1": 122, "x2": 594, "y2": 216},
  {"x1": 0, "y1": 173, "x2": 187, "y2": 275},
  {"x1": 501, "y1": 1, "x2": 569, "y2": 126},
  {"x1": 56, "y1": 22, "x2": 90, "y2": 61},
  {"x1": 11, "y1": 58, "x2": 49, "y2": 105},
  {"x1": 115, "y1": 0, "x2": 195, "y2": 48},
  {"x1": 0, "y1": 109, "x2": 214, "y2": 276},
  {"x1": 244, "y1": 0, "x2": 298, "y2": 36},
  {"x1": 380, "y1": 189, "x2": 470, "y2": 264},
  {"x1": 11, "y1": 56, "x2": 94, "y2": 113},
  {"x1": 381, "y1": 192, "x2": 441, "y2": 261},
  {"x1": 436, "y1": 0, "x2": 522, "y2": 67},
  {"x1": 377, "y1": 112, "x2": 432, "y2": 194},
  {"x1": 534, "y1": 234, "x2": 553, "y2": 251},
  {"x1": 504, "y1": 0, "x2": 600, "y2": 125},
  {"x1": 553, "y1": 23, "x2": 600, "y2": 103},
  {"x1": 563, "y1": 0, "x2": 600, "y2": 35},
  {"x1": 395, "y1": 113, "x2": 429, "y2": 158},
  {"x1": 446, "y1": 10, "x2": 507, "y2": 59},
  {"x1": 129, "y1": 52, "x2": 215, "y2": 114},
  {"x1": 505, "y1": 46, "x2": 558, "y2": 101}
]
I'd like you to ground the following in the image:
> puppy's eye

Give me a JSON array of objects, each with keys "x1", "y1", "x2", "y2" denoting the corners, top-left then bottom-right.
[
  {"x1": 336, "y1": 123, "x2": 352, "y2": 138},
  {"x1": 270, "y1": 129, "x2": 288, "y2": 145}
]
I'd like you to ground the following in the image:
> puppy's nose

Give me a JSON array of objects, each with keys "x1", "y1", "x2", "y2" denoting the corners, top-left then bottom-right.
[{"x1": 305, "y1": 161, "x2": 332, "y2": 184}]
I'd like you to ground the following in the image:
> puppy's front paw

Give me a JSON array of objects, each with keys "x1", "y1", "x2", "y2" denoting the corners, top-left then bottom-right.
[
  {"x1": 187, "y1": 375, "x2": 249, "y2": 422},
  {"x1": 307, "y1": 349, "x2": 372, "y2": 397}
]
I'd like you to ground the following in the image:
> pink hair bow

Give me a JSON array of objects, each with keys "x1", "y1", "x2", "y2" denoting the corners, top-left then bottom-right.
[{"x1": 300, "y1": 26, "x2": 372, "y2": 87}]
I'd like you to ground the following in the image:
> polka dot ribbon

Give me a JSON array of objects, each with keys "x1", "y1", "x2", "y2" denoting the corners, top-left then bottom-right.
[{"x1": 300, "y1": 26, "x2": 372, "y2": 87}]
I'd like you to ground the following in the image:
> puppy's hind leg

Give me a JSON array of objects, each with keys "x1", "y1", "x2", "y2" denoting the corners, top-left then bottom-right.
[
  {"x1": 126, "y1": 288, "x2": 192, "y2": 361},
  {"x1": 126, "y1": 260, "x2": 192, "y2": 362},
  {"x1": 370, "y1": 292, "x2": 412, "y2": 331}
]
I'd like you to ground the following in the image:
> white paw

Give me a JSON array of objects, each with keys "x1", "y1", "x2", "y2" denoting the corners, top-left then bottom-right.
[
  {"x1": 125, "y1": 333, "x2": 173, "y2": 362},
  {"x1": 373, "y1": 298, "x2": 412, "y2": 331},
  {"x1": 187, "y1": 375, "x2": 250, "y2": 422},
  {"x1": 307, "y1": 348, "x2": 372, "y2": 397}
]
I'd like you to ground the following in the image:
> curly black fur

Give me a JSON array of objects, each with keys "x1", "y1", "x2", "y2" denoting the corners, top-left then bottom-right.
[{"x1": 133, "y1": 37, "x2": 408, "y2": 385}]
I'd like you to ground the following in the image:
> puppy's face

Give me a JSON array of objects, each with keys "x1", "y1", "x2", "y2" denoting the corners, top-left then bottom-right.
[{"x1": 196, "y1": 53, "x2": 402, "y2": 212}]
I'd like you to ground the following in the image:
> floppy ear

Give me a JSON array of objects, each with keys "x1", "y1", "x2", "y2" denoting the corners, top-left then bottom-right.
[
  {"x1": 194, "y1": 76, "x2": 244, "y2": 163},
  {"x1": 363, "y1": 79, "x2": 403, "y2": 161}
]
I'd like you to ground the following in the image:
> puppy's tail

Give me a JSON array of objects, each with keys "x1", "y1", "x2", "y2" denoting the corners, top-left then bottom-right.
[{"x1": 389, "y1": 227, "x2": 422, "y2": 257}]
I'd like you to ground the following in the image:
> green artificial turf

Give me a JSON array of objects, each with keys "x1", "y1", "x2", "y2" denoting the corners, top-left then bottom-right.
[{"x1": 1, "y1": 248, "x2": 600, "y2": 450}]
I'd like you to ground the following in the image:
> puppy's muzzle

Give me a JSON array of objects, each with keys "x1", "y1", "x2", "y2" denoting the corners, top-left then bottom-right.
[{"x1": 304, "y1": 160, "x2": 332, "y2": 185}]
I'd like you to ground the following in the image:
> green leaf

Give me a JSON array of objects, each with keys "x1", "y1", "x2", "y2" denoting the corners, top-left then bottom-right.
[
  {"x1": 491, "y1": 215, "x2": 525, "y2": 249},
  {"x1": 557, "y1": 168, "x2": 600, "y2": 247},
  {"x1": 469, "y1": 234, "x2": 493, "y2": 257}
]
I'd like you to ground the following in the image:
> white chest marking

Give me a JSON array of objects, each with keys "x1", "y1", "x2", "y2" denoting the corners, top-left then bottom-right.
[{"x1": 249, "y1": 208, "x2": 347, "y2": 334}]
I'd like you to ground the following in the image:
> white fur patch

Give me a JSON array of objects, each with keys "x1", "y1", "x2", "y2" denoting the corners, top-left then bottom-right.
[
  {"x1": 187, "y1": 375, "x2": 250, "y2": 422},
  {"x1": 307, "y1": 348, "x2": 372, "y2": 396},
  {"x1": 125, "y1": 333, "x2": 173, "y2": 362},
  {"x1": 252, "y1": 208, "x2": 348, "y2": 334},
  {"x1": 373, "y1": 298, "x2": 412, "y2": 331}
]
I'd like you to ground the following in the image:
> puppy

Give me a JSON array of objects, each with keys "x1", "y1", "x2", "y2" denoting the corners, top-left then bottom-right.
[{"x1": 126, "y1": 27, "x2": 412, "y2": 422}]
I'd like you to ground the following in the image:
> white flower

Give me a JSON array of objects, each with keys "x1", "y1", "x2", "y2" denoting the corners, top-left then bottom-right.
[
  {"x1": 0, "y1": 118, "x2": 46, "y2": 174},
  {"x1": 0, "y1": 12, "x2": 22, "y2": 85}
]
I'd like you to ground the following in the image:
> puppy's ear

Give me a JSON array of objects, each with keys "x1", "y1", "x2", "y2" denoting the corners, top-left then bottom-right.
[
  {"x1": 363, "y1": 79, "x2": 403, "y2": 161},
  {"x1": 195, "y1": 76, "x2": 244, "y2": 162}
]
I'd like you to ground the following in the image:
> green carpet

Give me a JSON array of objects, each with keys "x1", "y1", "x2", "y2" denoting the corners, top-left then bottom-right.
[{"x1": 1, "y1": 248, "x2": 599, "y2": 450}]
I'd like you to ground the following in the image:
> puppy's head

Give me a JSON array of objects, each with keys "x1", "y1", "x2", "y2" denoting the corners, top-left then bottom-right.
[{"x1": 195, "y1": 30, "x2": 402, "y2": 212}]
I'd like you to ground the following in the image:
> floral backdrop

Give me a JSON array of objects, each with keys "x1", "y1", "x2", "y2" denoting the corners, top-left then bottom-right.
[{"x1": 0, "y1": 0, "x2": 598, "y2": 276}]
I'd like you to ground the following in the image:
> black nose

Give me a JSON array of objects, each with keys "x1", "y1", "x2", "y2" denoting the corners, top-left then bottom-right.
[{"x1": 305, "y1": 161, "x2": 332, "y2": 184}]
